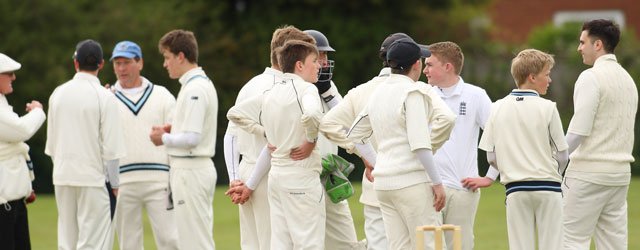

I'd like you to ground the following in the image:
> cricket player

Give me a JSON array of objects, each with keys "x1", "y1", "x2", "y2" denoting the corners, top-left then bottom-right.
[
  {"x1": 344, "y1": 38, "x2": 456, "y2": 250},
  {"x1": 226, "y1": 40, "x2": 325, "y2": 250},
  {"x1": 423, "y1": 41, "x2": 495, "y2": 250},
  {"x1": 563, "y1": 19, "x2": 638, "y2": 250},
  {"x1": 150, "y1": 29, "x2": 218, "y2": 250},
  {"x1": 0, "y1": 53, "x2": 46, "y2": 249},
  {"x1": 304, "y1": 29, "x2": 366, "y2": 250},
  {"x1": 479, "y1": 49, "x2": 568, "y2": 250},
  {"x1": 109, "y1": 40, "x2": 178, "y2": 250},
  {"x1": 223, "y1": 25, "x2": 315, "y2": 250},
  {"x1": 320, "y1": 32, "x2": 455, "y2": 250},
  {"x1": 46, "y1": 39, "x2": 126, "y2": 250}
]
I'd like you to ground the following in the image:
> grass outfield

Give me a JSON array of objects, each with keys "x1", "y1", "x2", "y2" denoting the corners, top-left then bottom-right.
[{"x1": 28, "y1": 178, "x2": 640, "y2": 249}]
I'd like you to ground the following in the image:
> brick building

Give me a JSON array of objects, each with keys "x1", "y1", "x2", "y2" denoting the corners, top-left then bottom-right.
[{"x1": 488, "y1": 0, "x2": 640, "y2": 43}]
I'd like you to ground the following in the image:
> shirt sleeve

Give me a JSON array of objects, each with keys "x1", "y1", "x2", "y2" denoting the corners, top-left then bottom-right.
[
  {"x1": 567, "y1": 72, "x2": 599, "y2": 136},
  {"x1": 549, "y1": 103, "x2": 568, "y2": 152},
  {"x1": 0, "y1": 107, "x2": 46, "y2": 143},
  {"x1": 347, "y1": 109, "x2": 374, "y2": 149},
  {"x1": 425, "y1": 88, "x2": 456, "y2": 152},
  {"x1": 226, "y1": 94, "x2": 265, "y2": 137},
  {"x1": 478, "y1": 102, "x2": 497, "y2": 152},
  {"x1": 405, "y1": 91, "x2": 431, "y2": 151},
  {"x1": 319, "y1": 94, "x2": 357, "y2": 151},
  {"x1": 178, "y1": 85, "x2": 208, "y2": 134},
  {"x1": 300, "y1": 85, "x2": 323, "y2": 142},
  {"x1": 477, "y1": 90, "x2": 492, "y2": 129}
]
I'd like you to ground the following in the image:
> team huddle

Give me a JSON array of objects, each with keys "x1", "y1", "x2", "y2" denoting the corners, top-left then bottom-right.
[{"x1": 0, "y1": 19, "x2": 636, "y2": 250}]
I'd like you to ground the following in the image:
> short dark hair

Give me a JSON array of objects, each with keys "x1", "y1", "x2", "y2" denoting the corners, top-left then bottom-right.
[
  {"x1": 276, "y1": 40, "x2": 318, "y2": 74},
  {"x1": 582, "y1": 19, "x2": 620, "y2": 53},
  {"x1": 74, "y1": 39, "x2": 103, "y2": 71},
  {"x1": 158, "y1": 29, "x2": 199, "y2": 63},
  {"x1": 391, "y1": 68, "x2": 411, "y2": 75}
]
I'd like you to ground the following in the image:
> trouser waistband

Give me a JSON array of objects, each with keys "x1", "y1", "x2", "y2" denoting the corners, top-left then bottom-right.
[{"x1": 505, "y1": 181, "x2": 561, "y2": 196}]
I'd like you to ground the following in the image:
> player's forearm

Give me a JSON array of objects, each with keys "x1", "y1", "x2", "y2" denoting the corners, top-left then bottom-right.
[
  {"x1": 162, "y1": 132, "x2": 202, "y2": 149},
  {"x1": 566, "y1": 133, "x2": 584, "y2": 155},
  {"x1": 355, "y1": 142, "x2": 377, "y2": 166},
  {"x1": 246, "y1": 146, "x2": 272, "y2": 190},
  {"x1": 223, "y1": 133, "x2": 240, "y2": 180},
  {"x1": 556, "y1": 149, "x2": 569, "y2": 175},
  {"x1": 415, "y1": 148, "x2": 442, "y2": 185}
]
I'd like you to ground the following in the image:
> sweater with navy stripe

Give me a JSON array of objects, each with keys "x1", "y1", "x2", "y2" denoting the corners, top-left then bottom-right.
[{"x1": 114, "y1": 78, "x2": 176, "y2": 184}]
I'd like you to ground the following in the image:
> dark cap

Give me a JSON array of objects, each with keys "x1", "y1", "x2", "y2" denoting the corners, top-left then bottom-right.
[
  {"x1": 74, "y1": 39, "x2": 103, "y2": 70},
  {"x1": 386, "y1": 38, "x2": 431, "y2": 70},
  {"x1": 380, "y1": 33, "x2": 412, "y2": 53}
]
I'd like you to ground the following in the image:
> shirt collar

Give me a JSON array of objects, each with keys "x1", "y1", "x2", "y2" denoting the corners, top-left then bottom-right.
[
  {"x1": 378, "y1": 67, "x2": 391, "y2": 77},
  {"x1": 594, "y1": 54, "x2": 617, "y2": 66},
  {"x1": 0, "y1": 94, "x2": 8, "y2": 108},
  {"x1": 115, "y1": 76, "x2": 150, "y2": 94},
  {"x1": 282, "y1": 72, "x2": 306, "y2": 83},
  {"x1": 73, "y1": 72, "x2": 101, "y2": 85},
  {"x1": 387, "y1": 73, "x2": 416, "y2": 83},
  {"x1": 437, "y1": 77, "x2": 464, "y2": 97},
  {"x1": 178, "y1": 67, "x2": 206, "y2": 86},
  {"x1": 264, "y1": 67, "x2": 284, "y2": 77},
  {"x1": 510, "y1": 89, "x2": 539, "y2": 96}
]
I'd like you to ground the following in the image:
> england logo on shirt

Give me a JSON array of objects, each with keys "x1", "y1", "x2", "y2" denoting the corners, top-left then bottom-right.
[{"x1": 459, "y1": 102, "x2": 466, "y2": 115}]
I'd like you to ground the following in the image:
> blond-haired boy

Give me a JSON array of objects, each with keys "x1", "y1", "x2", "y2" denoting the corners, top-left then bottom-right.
[{"x1": 478, "y1": 49, "x2": 568, "y2": 250}]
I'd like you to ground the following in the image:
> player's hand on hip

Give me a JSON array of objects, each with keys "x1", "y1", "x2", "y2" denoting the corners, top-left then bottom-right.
[
  {"x1": 431, "y1": 184, "x2": 446, "y2": 212},
  {"x1": 267, "y1": 143, "x2": 277, "y2": 153},
  {"x1": 461, "y1": 177, "x2": 493, "y2": 192},
  {"x1": 362, "y1": 158, "x2": 375, "y2": 182},
  {"x1": 290, "y1": 140, "x2": 316, "y2": 160},
  {"x1": 112, "y1": 188, "x2": 119, "y2": 197}
]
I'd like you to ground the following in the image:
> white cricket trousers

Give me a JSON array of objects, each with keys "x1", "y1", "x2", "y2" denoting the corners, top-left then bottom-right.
[
  {"x1": 114, "y1": 181, "x2": 178, "y2": 250},
  {"x1": 506, "y1": 191, "x2": 562, "y2": 250},
  {"x1": 364, "y1": 204, "x2": 388, "y2": 250},
  {"x1": 325, "y1": 193, "x2": 365, "y2": 250},
  {"x1": 55, "y1": 185, "x2": 113, "y2": 250},
  {"x1": 238, "y1": 160, "x2": 270, "y2": 250},
  {"x1": 268, "y1": 166, "x2": 325, "y2": 250},
  {"x1": 562, "y1": 177, "x2": 628, "y2": 250},
  {"x1": 441, "y1": 187, "x2": 480, "y2": 250},
  {"x1": 376, "y1": 182, "x2": 441, "y2": 250},
  {"x1": 169, "y1": 156, "x2": 217, "y2": 250}
]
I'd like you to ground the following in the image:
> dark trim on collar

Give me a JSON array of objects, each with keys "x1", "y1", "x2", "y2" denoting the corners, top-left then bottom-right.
[{"x1": 115, "y1": 84, "x2": 154, "y2": 115}]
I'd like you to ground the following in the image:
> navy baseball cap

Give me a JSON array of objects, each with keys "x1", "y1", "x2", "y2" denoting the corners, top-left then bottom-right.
[
  {"x1": 74, "y1": 39, "x2": 103, "y2": 70},
  {"x1": 110, "y1": 41, "x2": 142, "y2": 61},
  {"x1": 386, "y1": 38, "x2": 431, "y2": 70}
]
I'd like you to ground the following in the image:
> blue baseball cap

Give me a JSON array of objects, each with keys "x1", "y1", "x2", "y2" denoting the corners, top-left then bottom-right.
[{"x1": 110, "y1": 41, "x2": 142, "y2": 61}]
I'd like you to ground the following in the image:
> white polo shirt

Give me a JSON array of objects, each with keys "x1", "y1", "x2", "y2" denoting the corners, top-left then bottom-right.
[
  {"x1": 168, "y1": 67, "x2": 218, "y2": 157},
  {"x1": 479, "y1": 89, "x2": 568, "y2": 184},
  {"x1": 46, "y1": 72, "x2": 126, "y2": 187},
  {"x1": 227, "y1": 73, "x2": 323, "y2": 172},
  {"x1": 433, "y1": 78, "x2": 492, "y2": 190}
]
